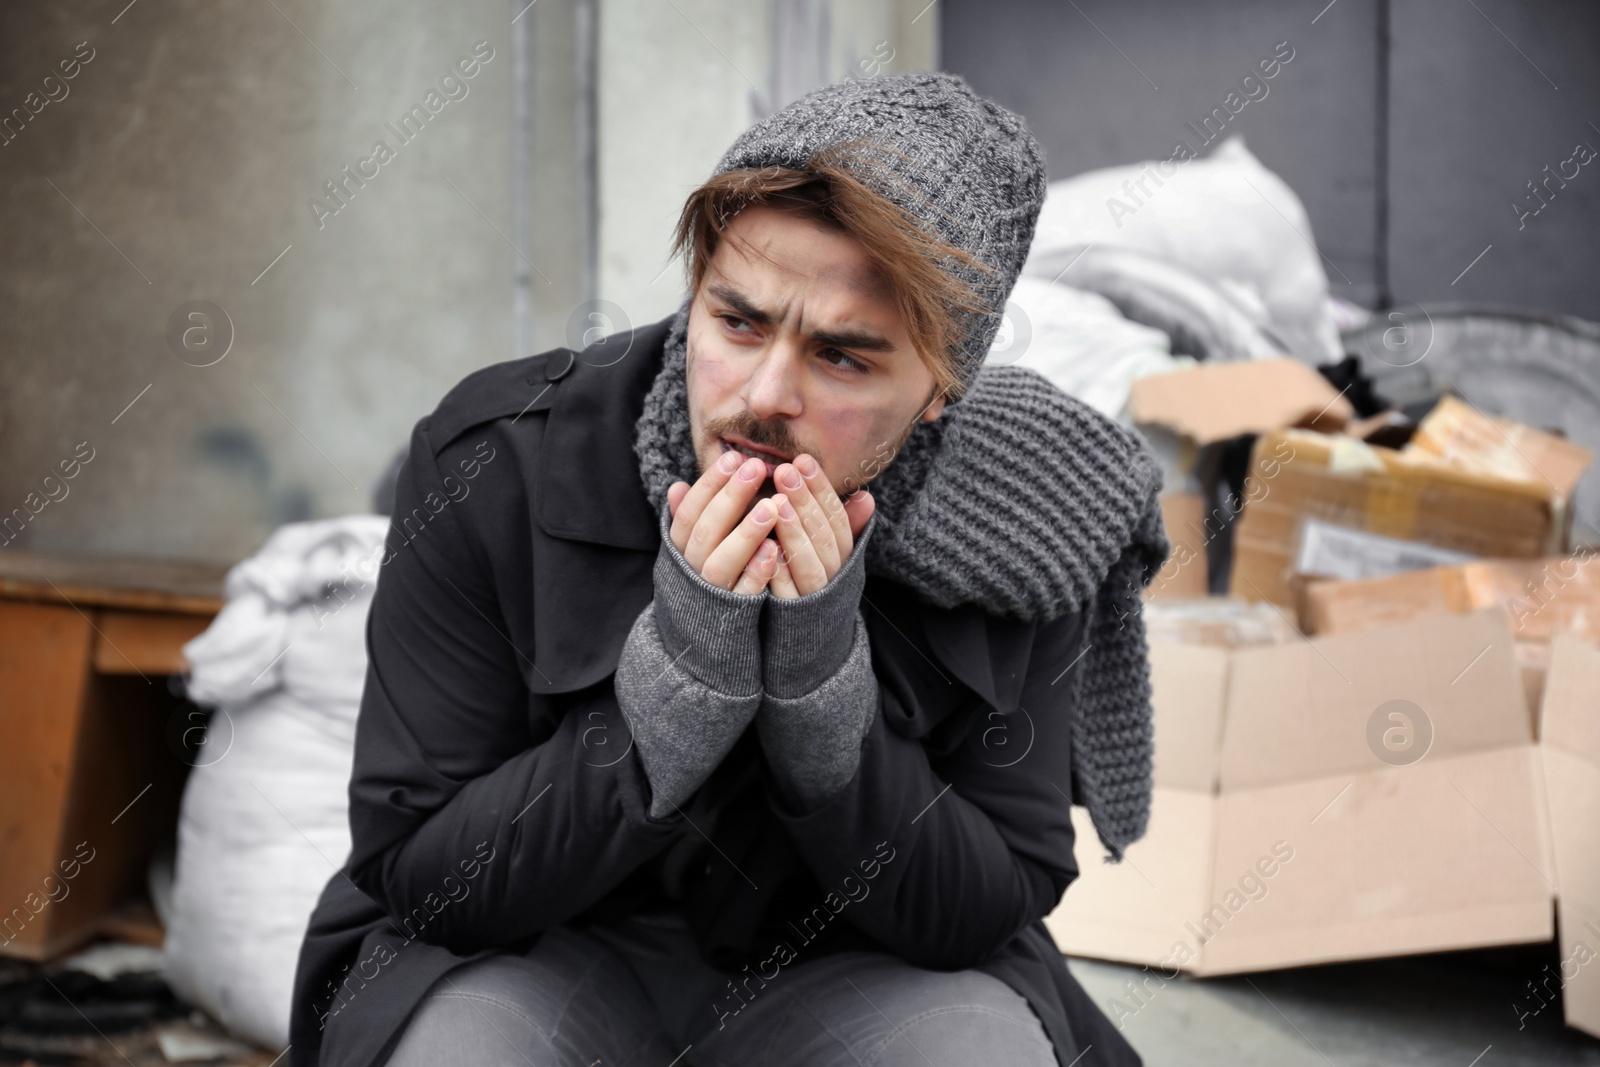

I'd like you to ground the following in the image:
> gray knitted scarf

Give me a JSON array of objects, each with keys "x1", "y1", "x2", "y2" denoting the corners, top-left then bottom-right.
[{"x1": 634, "y1": 302, "x2": 1171, "y2": 862}]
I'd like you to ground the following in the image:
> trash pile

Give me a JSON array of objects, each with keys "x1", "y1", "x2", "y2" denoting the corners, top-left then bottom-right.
[{"x1": 1004, "y1": 136, "x2": 1600, "y2": 1040}]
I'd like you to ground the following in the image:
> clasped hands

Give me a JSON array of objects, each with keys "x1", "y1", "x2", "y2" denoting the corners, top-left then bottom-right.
[{"x1": 666, "y1": 449, "x2": 874, "y2": 598}]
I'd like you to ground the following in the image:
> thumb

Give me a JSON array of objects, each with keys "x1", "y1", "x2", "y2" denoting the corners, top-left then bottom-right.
[
  {"x1": 844, "y1": 490, "x2": 875, "y2": 539},
  {"x1": 667, "y1": 481, "x2": 690, "y2": 518}
]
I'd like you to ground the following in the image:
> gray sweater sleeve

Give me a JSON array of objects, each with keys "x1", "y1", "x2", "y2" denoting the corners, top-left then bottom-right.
[
  {"x1": 613, "y1": 506, "x2": 765, "y2": 820},
  {"x1": 755, "y1": 512, "x2": 880, "y2": 812}
]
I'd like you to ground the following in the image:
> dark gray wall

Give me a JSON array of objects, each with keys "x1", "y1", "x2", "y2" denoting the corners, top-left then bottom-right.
[
  {"x1": 1388, "y1": 0, "x2": 1600, "y2": 316},
  {"x1": 943, "y1": 0, "x2": 1600, "y2": 322}
]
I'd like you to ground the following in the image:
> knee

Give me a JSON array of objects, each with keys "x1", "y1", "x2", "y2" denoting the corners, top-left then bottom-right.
[
  {"x1": 383, "y1": 959, "x2": 557, "y2": 1067},
  {"x1": 865, "y1": 975, "x2": 1057, "y2": 1067}
]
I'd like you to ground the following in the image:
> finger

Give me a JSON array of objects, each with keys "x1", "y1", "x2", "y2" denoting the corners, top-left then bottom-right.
[
  {"x1": 769, "y1": 551, "x2": 799, "y2": 600},
  {"x1": 732, "y1": 538, "x2": 779, "y2": 597},
  {"x1": 773, "y1": 462, "x2": 840, "y2": 576},
  {"x1": 671, "y1": 449, "x2": 744, "y2": 554},
  {"x1": 684, "y1": 455, "x2": 766, "y2": 570},
  {"x1": 667, "y1": 481, "x2": 690, "y2": 519},
  {"x1": 794, "y1": 454, "x2": 853, "y2": 560},
  {"x1": 844, "y1": 489, "x2": 875, "y2": 540},
  {"x1": 702, "y1": 495, "x2": 780, "y2": 589},
  {"x1": 771, "y1": 493, "x2": 829, "y2": 595}
]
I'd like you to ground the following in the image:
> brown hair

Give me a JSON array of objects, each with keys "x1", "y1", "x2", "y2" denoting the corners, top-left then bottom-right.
[{"x1": 670, "y1": 140, "x2": 993, "y2": 402}]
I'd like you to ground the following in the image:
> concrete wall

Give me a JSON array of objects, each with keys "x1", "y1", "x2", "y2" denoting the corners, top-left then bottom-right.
[
  {"x1": 1388, "y1": 0, "x2": 1600, "y2": 316},
  {"x1": 0, "y1": 0, "x2": 585, "y2": 564},
  {"x1": 0, "y1": 0, "x2": 935, "y2": 565},
  {"x1": 596, "y1": 0, "x2": 938, "y2": 332}
]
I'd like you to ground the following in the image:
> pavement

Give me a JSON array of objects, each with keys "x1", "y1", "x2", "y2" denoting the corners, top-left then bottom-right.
[{"x1": 1070, "y1": 941, "x2": 1600, "y2": 1066}]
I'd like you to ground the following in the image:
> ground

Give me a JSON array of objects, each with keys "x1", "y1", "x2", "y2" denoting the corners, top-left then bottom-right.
[{"x1": 1073, "y1": 942, "x2": 1600, "y2": 1066}]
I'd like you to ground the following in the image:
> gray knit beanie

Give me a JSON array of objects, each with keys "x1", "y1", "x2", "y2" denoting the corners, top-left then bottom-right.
[{"x1": 710, "y1": 71, "x2": 1047, "y2": 398}]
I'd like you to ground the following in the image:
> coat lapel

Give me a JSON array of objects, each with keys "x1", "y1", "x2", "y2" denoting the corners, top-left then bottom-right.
[
  {"x1": 920, "y1": 602, "x2": 1035, "y2": 715},
  {"x1": 527, "y1": 316, "x2": 673, "y2": 694}
]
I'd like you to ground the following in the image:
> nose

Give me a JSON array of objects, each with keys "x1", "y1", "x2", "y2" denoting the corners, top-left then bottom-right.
[{"x1": 740, "y1": 340, "x2": 804, "y2": 421}]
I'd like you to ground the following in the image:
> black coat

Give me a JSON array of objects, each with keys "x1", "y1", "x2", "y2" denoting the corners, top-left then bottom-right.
[{"x1": 288, "y1": 314, "x2": 1143, "y2": 1067}]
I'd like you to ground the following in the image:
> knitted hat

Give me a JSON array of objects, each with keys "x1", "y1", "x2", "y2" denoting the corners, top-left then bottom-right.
[{"x1": 709, "y1": 71, "x2": 1047, "y2": 399}]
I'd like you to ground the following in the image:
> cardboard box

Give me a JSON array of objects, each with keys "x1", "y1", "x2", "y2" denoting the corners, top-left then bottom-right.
[
  {"x1": 1046, "y1": 608, "x2": 1600, "y2": 1037},
  {"x1": 1302, "y1": 554, "x2": 1600, "y2": 644},
  {"x1": 1406, "y1": 396, "x2": 1591, "y2": 514},
  {"x1": 1539, "y1": 634, "x2": 1600, "y2": 1037},
  {"x1": 1129, "y1": 359, "x2": 1355, "y2": 450},
  {"x1": 1144, "y1": 492, "x2": 1211, "y2": 599},
  {"x1": 1142, "y1": 596, "x2": 1298, "y2": 650},
  {"x1": 1299, "y1": 554, "x2": 1600, "y2": 724},
  {"x1": 1130, "y1": 361, "x2": 1357, "y2": 596},
  {"x1": 1229, "y1": 429, "x2": 1571, "y2": 608},
  {"x1": 1129, "y1": 358, "x2": 1356, "y2": 504}
]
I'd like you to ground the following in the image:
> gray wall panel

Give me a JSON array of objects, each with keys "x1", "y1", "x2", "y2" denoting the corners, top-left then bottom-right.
[
  {"x1": 1388, "y1": 0, "x2": 1600, "y2": 318},
  {"x1": 943, "y1": 0, "x2": 1384, "y2": 308},
  {"x1": 944, "y1": 0, "x2": 1600, "y2": 322}
]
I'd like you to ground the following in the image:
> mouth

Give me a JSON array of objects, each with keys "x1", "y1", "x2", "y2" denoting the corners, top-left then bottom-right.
[{"x1": 718, "y1": 435, "x2": 794, "y2": 479}]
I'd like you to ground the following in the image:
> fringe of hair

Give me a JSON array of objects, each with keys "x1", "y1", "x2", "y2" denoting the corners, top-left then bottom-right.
[{"x1": 670, "y1": 138, "x2": 995, "y2": 400}]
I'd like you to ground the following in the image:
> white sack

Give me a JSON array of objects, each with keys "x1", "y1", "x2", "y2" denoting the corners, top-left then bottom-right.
[
  {"x1": 1022, "y1": 136, "x2": 1344, "y2": 366},
  {"x1": 989, "y1": 276, "x2": 1179, "y2": 422},
  {"x1": 165, "y1": 516, "x2": 388, "y2": 1050}
]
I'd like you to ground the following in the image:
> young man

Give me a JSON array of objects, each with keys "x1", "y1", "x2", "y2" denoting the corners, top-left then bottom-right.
[{"x1": 290, "y1": 72, "x2": 1169, "y2": 1067}]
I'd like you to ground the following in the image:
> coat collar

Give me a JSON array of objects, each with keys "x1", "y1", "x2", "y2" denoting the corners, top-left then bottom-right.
[{"x1": 536, "y1": 315, "x2": 673, "y2": 552}]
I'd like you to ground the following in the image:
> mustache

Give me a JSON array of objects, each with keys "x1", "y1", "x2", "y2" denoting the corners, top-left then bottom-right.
[{"x1": 703, "y1": 412, "x2": 811, "y2": 458}]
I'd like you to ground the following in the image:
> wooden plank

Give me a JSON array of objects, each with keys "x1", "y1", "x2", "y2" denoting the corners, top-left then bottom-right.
[
  {"x1": 0, "y1": 550, "x2": 227, "y2": 615},
  {"x1": 93, "y1": 610, "x2": 214, "y2": 674},
  {"x1": 0, "y1": 601, "x2": 94, "y2": 958}
]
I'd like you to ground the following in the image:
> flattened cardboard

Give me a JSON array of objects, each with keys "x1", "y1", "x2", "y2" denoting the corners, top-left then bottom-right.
[
  {"x1": 1129, "y1": 359, "x2": 1354, "y2": 448},
  {"x1": 1049, "y1": 790, "x2": 1214, "y2": 967},
  {"x1": 1202, "y1": 748, "x2": 1552, "y2": 975}
]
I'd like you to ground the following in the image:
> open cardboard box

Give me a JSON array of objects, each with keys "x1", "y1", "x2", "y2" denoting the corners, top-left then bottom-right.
[
  {"x1": 1147, "y1": 492, "x2": 1212, "y2": 599},
  {"x1": 1128, "y1": 358, "x2": 1356, "y2": 453},
  {"x1": 1129, "y1": 359, "x2": 1357, "y2": 601},
  {"x1": 1539, "y1": 633, "x2": 1600, "y2": 1038},
  {"x1": 1045, "y1": 606, "x2": 1600, "y2": 1038}
]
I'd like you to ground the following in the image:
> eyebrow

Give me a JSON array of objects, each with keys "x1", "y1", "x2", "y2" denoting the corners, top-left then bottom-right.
[{"x1": 706, "y1": 280, "x2": 898, "y2": 353}]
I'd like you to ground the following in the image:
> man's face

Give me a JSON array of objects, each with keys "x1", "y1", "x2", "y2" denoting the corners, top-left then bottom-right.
[{"x1": 684, "y1": 205, "x2": 947, "y2": 505}]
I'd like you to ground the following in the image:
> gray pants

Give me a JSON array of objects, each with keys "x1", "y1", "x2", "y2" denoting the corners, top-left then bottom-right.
[{"x1": 383, "y1": 908, "x2": 1057, "y2": 1067}]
